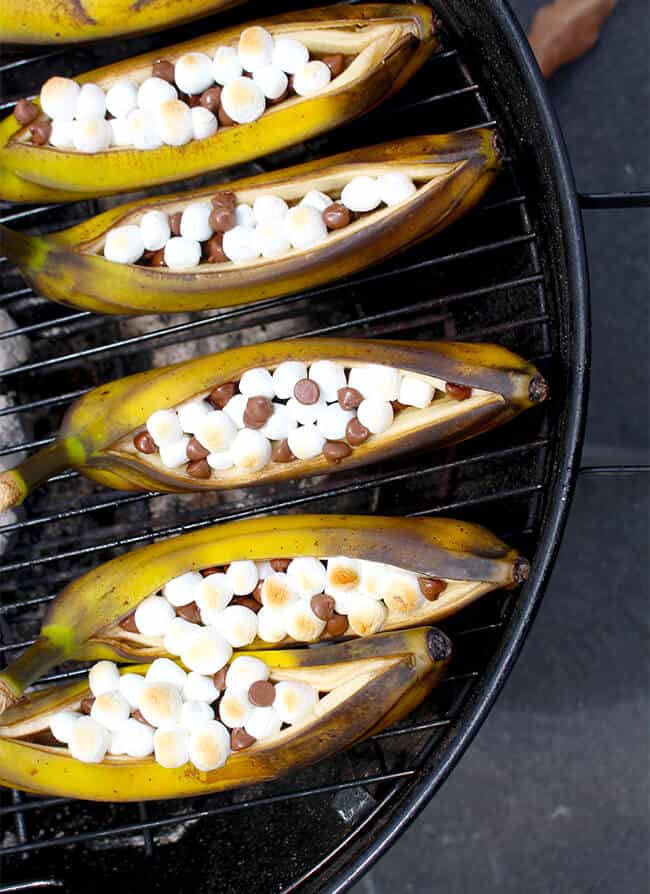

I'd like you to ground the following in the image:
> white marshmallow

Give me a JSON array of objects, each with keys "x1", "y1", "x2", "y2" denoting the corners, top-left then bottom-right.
[
  {"x1": 49, "y1": 118, "x2": 75, "y2": 149},
  {"x1": 147, "y1": 408, "x2": 183, "y2": 446},
  {"x1": 207, "y1": 451, "x2": 234, "y2": 471},
  {"x1": 272, "y1": 361, "x2": 307, "y2": 399},
  {"x1": 195, "y1": 410, "x2": 237, "y2": 453},
  {"x1": 134, "y1": 594, "x2": 176, "y2": 637},
  {"x1": 234, "y1": 203, "x2": 255, "y2": 228},
  {"x1": 90, "y1": 690, "x2": 130, "y2": 731},
  {"x1": 377, "y1": 171, "x2": 416, "y2": 206},
  {"x1": 137, "y1": 77, "x2": 177, "y2": 111},
  {"x1": 183, "y1": 672, "x2": 218, "y2": 703},
  {"x1": 163, "y1": 571, "x2": 203, "y2": 607},
  {"x1": 230, "y1": 428, "x2": 271, "y2": 472},
  {"x1": 222, "y1": 225, "x2": 261, "y2": 263},
  {"x1": 253, "y1": 194, "x2": 288, "y2": 223},
  {"x1": 106, "y1": 79, "x2": 138, "y2": 119},
  {"x1": 119, "y1": 718, "x2": 154, "y2": 758},
  {"x1": 68, "y1": 716, "x2": 110, "y2": 764},
  {"x1": 293, "y1": 60, "x2": 331, "y2": 97},
  {"x1": 40, "y1": 76, "x2": 80, "y2": 121},
  {"x1": 253, "y1": 64, "x2": 288, "y2": 100},
  {"x1": 191, "y1": 105, "x2": 218, "y2": 140},
  {"x1": 285, "y1": 602, "x2": 326, "y2": 642},
  {"x1": 287, "y1": 423, "x2": 325, "y2": 460},
  {"x1": 256, "y1": 560, "x2": 275, "y2": 579},
  {"x1": 145, "y1": 657, "x2": 188, "y2": 690},
  {"x1": 163, "y1": 617, "x2": 201, "y2": 657},
  {"x1": 272, "y1": 37, "x2": 309, "y2": 74},
  {"x1": 347, "y1": 594, "x2": 387, "y2": 636},
  {"x1": 309, "y1": 360, "x2": 347, "y2": 403},
  {"x1": 219, "y1": 688, "x2": 253, "y2": 728},
  {"x1": 180, "y1": 201, "x2": 213, "y2": 241},
  {"x1": 255, "y1": 218, "x2": 290, "y2": 260},
  {"x1": 348, "y1": 364, "x2": 401, "y2": 400},
  {"x1": 174, "y1": 52, "x2": 214, "y2": 95},
  {"x1": 213, "y1": 45, "x2": 243, "y2": 85},
  {"x1": 156, "y1": 99, "x2": 193, "y2": 147},
  {"x1": 238, "y1": 26, "x2": 274, "y2": 72},
  {"x1": 164, "y1": 236, "x2": 202, "y2": 270},
  {"x1": 215, "y1": 604, "x2": 258, "y2": 648},
  {"x1": 359, "y1": 559, "x2": 386, "y2": 600},
  {"x1": 244, "y1": 706, "x2": 282, "y2": 740},
  {"x1": 226, "y1": 560, "x2": 259, "y2": 595},
  {"x1": 50, "y1": 709, "x2": 80, "y2": 744},
  {"x1": 118, "y1": 672, "x2": 146, "y2": 709},
  {"x1": 261, "y1": 572, "x2": 297, "y2": 612},
  {"x1": 103, "y1": 225, "x2": 145, "y2": 265},
  {"x1": 188, "y1": 720, "x2": 230, "y2": 771},
  {"x1": 356, "y1": 399, "x2": 394, "y2": 434},
  {"x1": 381, "y1": 571, "x2": 423, "y2": 614},
  {"x1": 108, "y1": 725, "x2": 128, "y2": 756},
  {"x1": 256, "y1": 606, "x2": 287, "y2": 643},
  {"x1": 223, "y1": 393, "x2": 248, "y2": 429},
  {"x1": 398, "y1": 375, "x2": 434, "y2": 408},
  {"x1": 159, "y1": 436, "x2": 190, "y2": 468},
  {"x1": 315, "y1": 403, "x2": 354, "y2": 441},
  {"x1": 181, "y1": 626, "x2": 232, "y2": 675},
  {"x1": 239, "y1": 367, "x2": 275, "y2": 398},
  {"x1": 89, "y1": 661, "x2": 120, "y2": 697},
  {"x1": 341, "y1": 176, "x2": 381, "y2": 213},
  {"x1": 127, "y1": 108, "x2": 162, "y2": 150},
  {"x1": 75, "y1": 83, "x2": 106, "y2": 120},
  {"x1": 72, "y1": 116, "x2": 112, "y2": 153},
  {"x1": 226, "y1": 655, "x2": 269, "y2": 693},
  {"x1": 109, "y1": 116, "x2": 132, "y2": 147},
  {"x1": 274, "y1": 680, "x2": 318, "y2": 725},
  {"x1": 181, "y1": 700, "x2": 215, "y2": 731},
  {"x1": 177, "y1": 398, "x2": 211, "y2": 434},
  {"x1": 196, "y1": 573, "x2": 234, "y2": 625},
  {"x1": 286, "y1": 395, "x2": 327, "y2": 426},
  {"x1": 285, "y1": 204, "x2": 328, "y2": 251},
  {"x1": 154, "y1": 724, "x2": 189, "y2": 769},
  {"x1": 300, "y1": 190, "x2": 333, "y2": 213},
  {"x1": 286, "y1": 557, "x2": 327, "y2": 598},
  {"x1": 261, "y1": 402, "x2": 297, "y2": 440},
  {"x1": 138, "y1": 681, "x2": 183, "y2": 727},
  {"x1": 325, "y1": 556, "x2": 363, "y2": 610},
  {"x1": 220, "y1": 77, "x2": 266, "y2": 124},
  {"x1": 140, "y1": 209, "x2": 171, "y2": 252}
]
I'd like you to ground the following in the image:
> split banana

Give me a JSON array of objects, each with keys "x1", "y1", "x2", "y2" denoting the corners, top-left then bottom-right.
[
  {"x1": 0, "y1": 5, "x2": 438, "y2": 203},
  {"x1": 0, "y1": 131, "x2": 500, "y2": 314},
  {"x1": 0, "y1": 338, "x2": 548, "y2": 512}
]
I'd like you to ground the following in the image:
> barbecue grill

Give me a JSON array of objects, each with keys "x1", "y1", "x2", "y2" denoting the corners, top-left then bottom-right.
[{"x1": 2, "y1": 0, "x2": 641, "y2": 889}]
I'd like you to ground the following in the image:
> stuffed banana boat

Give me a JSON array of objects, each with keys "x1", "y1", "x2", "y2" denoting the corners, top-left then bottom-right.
[
  {"x1": 0, "y1": 338, "x2": 548, "y2": 512},
  {"x1": 0, "y1": 514, "x2": 528, "y2": 713},
  {"x1": 0, "y1": 131, "x2": 500, "y2": 314},
  {"x1": 0, "y1": 5, "x2": 438, "y2": 203}
]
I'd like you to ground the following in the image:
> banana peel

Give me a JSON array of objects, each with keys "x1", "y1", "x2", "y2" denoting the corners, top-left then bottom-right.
[
  {"x1": 0, "y1": 5, "x2": 438, "y2": 203},
  {"x1": 0, "y1": 338, "x2": 548, "y2": 511},
  {"x1": 0, "y1": 514, "x2": 528, "y2": 712},
  {"x1": 0, "y1": 131, "x2": 501, "y2": 314}
]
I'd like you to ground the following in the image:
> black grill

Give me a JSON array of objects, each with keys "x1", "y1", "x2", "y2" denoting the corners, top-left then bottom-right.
[{"x1": 0, "y1": 1, "x2": 594, "y2": 891}]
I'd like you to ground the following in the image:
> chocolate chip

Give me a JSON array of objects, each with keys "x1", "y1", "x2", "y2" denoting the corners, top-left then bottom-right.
[
  {"x1": 169, "y1": 211, "x2": 182, "y2": 236},
  {"x1": 231, "y1": 595, "x2": 261, "y2": 613},
  {"x1": 345, "y1": 417, "x2": 370, "y2": 446},
  {"x1": 231, "y1": 727, "x2": 256, "y2": 750},
  {"x1": 418, "y1": 577, "x2": 448, "y2": 601},
  {"x1": 270, "y1": 558, "x2": 290, "y2": 572},
  {"x1": 203, "y1": 233, "x2": 228, "y2": 263},
  {"x1": 152, "y1": 59, "x2": 175, "y2": 84},
  {"x1": 131, "y1": 708, "x2": 148, "y2": 724},
  {"x1": 287, "y1": 74, "x2": 296, "y2": 95},
  {"x1": 201, "y1": 566, "x2": 224, "y2": 577},
  {"x1": 323, "y1": 440, "x2": 352, "y2": 463},
  {"x1": 326, "y1": 612, "x2": 348, "y2": 636},
  {"x1": 14, "y1": 98, "x2": 39, "y2": 125},
  {"x1": 218, "y1": 104, "x2": 236, "y2": 127},
  {"x1": 213, "y1": 667, "x2": 228, "y2": 691},
  {"x1": 252, "y1": 581, "x2": 264, "y2": 604},
  {"x1": 187, "y1": 436, "x2": 209, "y2": 461},
  {"x1": 80, "y1": 696, "x2": 95, "y2": 715},
  {"x1": 176, "y1": 601, "x2": 202, "y2": 623},
  {"x1": 293, "y1": 378, "x2": 320, "y2": 405},
  {"x1": 322, "y1": 53, "x2": 345, "y2": 78},
  {"x1": 133, "y1": 430, "x2": 156, "y2": 454},
  {"x1": 119, "y1": 611, "x2": 139, "y2": 632},
  {"x1": 211, "y1": 191, "x2": 236, "y2": 209},
  {"x1": 310, "y1": 594, "x2": 335, "y2": 621},
  {"x1": 207, "y1": 382, "x2": 237, "y2": 409},
  {"x1": 243, "y1": 396, "x2": 274, "y2": 429},
  {"x1": 209, "y1": 204, "x2": 235, "y2": 232},
  {"x1": 445, "y1": 382, "x2": 472, "y2": 400},
  {"x1": 248, "y1": 680, "x2": 275, "y2": 707},
  {"x1": 30, "y1": 120, "x2": 52, "y2": 145},
  {"x1": 271, "y1": 439, "x2": 296, "y2": 463},
  {"x1": 337, "y1": 386, "x2": 363, "y2": 410},
  {"x1": 391, "y1": 400, "x2": 408, "y2": 412},
  {"x1": 200, "y1": 86, "x2": 222, "y2": 112},
  {"x1": 186, "y1": 93, "x2": 201, "y2": 108},
  {"x1": 149, "y1": 248, "x2": 166, "y2": 267},
  {"x1": 187, "y1": 459, "x2": 211, "y2": 479},
  {"x1": 323, "y1": 202, "x2": 351, "y2": 230}
]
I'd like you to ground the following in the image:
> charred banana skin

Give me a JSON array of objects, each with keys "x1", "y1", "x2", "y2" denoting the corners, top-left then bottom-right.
[{"x1": 0, "y1": 628, "x2": 450, "y2": 801}]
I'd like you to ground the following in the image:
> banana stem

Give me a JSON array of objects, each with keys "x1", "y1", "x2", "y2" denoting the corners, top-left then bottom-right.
[
  {"x1": 0, "y1": 223, "x2": 43, "y2": 269},
  {"x1": 0, "y1": 637, "x2": 66, "y2": 713},
  {"x1": 0, "y1": 440, "x2": 78, "y2": 511}
]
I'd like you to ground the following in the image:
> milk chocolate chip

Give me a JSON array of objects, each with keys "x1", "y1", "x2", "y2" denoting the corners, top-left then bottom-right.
[
  {"x1": 418, "y1": 577, "x2": 447, "y2": 601},
  {"x1": 176, "y1": 601, "x2": 202, "y2": 623},
  {"x1": 338, "y1": 387, "x2": 363, "y2": 410},
  {"x1": 323, "y1": 440, "x2": 352, "y2": 463},
  {"x1": 310, "y1": 594, "x2": 335, "y2": 621},
  {"x1": 170, "y1": 211, "x2": 183, "y2": 236},
  {"x1": 213, "y1": 667, "x2": 228, "y2": 691},
  {"x1": 152, "y1": 59, "x2": 175, "y2": 84},
  {"x1": 248, "y1": 680, "x2": 275, "y2": 707},
  {"x1": 119, "y1": 611, "x2": 139, "y2": 632},
  {"x1": 218, "y1": 104, "x2": 236, "y2": 126},
  {"x1": 231, "y1": 595, "x2": 261, "y2": 613},
  {"x1": 323, "y1": 203, "x2": 351, "y2": 230},
  {"x1": 211, "y1": 191, "x2": 236, "y2": 209},
  {"x1": 345, "y1": 417, "x2": 370, "y2": 446},
  {"x1": 270, "y1": 558, "x2": 290, "y2": 572},
  {"x1": 14, "y1": 98, "x2": 39, "y2": 125},
  {"x1": 187, "y1": 437, "x2": 209, "y2": 461},
  {"x1": 208, "y1": 382, "x2": 237, "y2": 409},
  {"x1": 322, "y1": 53, "x2": 345, "y2": 78},
  {"x1": 209, "y1": 204, "x2": 235, "y2": 232},
  {"x1": 231, "y1": 727, "x2": 256, "y2": 750},
  {"x1": 133, "y1": 430, "x2": 156, "y2": 454},
  {"x1": 80, "y1": 696, "x2": 95, "y2": 715},
  {"x1": 326, "y1": 612, "x2": 348, "y2": 636},
  {"x1": 294, "y1": 378, "x2": 320, "y2": 405},
  {"x1": 243, "y1": 396, "x2": 274, "y2": 429},
  {"x1": 445, "y1": 382, "x2": 472, "y2": 401},
  {"x1": 149, "y1": 248, "x2": 166, "y2": 267},
  {"x1": 200, "y1": 86, "x2": 222, "y2": 112},
  {"x1": 187, "y1": 459, "x2": 211, "y2": 479},
  {"x1": 271, "y1": 439, "x2": 296, "y2": 463},
  {"x1": 30, "y1": 120, "x2": 52, "y2": 145},
  {"x1": 204, "y1": 233, "x2": 228, "y2": 263}
]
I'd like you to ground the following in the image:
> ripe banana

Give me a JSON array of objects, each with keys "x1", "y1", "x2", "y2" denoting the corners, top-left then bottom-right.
[
  {"x1": 0, "y1": 5, "x2": 438, "y2": 203},
  {"x1": 0, "y1": 338, "x2": 548, "y2": 512},
  {"x1": 0, "y1": 514, "x2": 528, "y2": 712}
]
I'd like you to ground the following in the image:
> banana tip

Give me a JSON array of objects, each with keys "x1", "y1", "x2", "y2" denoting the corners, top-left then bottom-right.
[
  {"x1": 0, "y1": 474, "x2": 22, "y2": 512},
  {"x1": 0, "y1": 680, "x2": 18, "y2": 714},
  {"x1": 513, "y1": 557, "x2": 531, "y2": 585},
  {"x1": 426, "y1": 628, "x2": 453, "y2": 662},
  {"x1": 529, "y1": 374, "x2": 549, "y2": 404}
]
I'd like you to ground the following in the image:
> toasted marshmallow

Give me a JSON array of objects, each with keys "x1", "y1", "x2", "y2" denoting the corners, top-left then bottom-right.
[
  {"x1": 147, "y1": 408, "x2": 183, "y2": 446},
  {"x1": 309, "y1": 360, "x2": 347, "y2": 402},
  {"x1": 89, "y1": 660, "x2": 120, "y2": 697},
  {"x1": 180, "y1": 200, "x2": 213, "y2": 241},
  {"x1": 253, "y1": 64, "x2": 288, "y2": 100},
  {"x1": 119, "y1": 672, "x2": 146, "y2": 709},
  {"x1": 138, "y1": 681, "x2": 183, "y2": 727},
  {"x1": 195, "y1": 410, "x2": 237, "y2": 453},
  {"x1": 156, "y1": 99, "x2": 193, "y2": 146},
  {"x1": 109, "y1": 116, "x2": 132, "y2": 147},
  {"x1": 274, "y1": 681, "x2": 318, "y2": 725},
  {"x1": 226, "y1": 560, "x2": 259, "y2": 595},
  {"x1": 261, "y1": 572, "x2": 297, "y2": 612},
  {"x1": 230, "y1": 428, "x2": 272, "y2": 472},
  {"x1": 256, "y1": 606, "x2": 288, "y2": 642},
  {"x1": 272, "y1": 361, "x2": 307, "y2": 399},
  {"x1": 177, "y1": 398, "x2": 211, "y2": 434},
  {"x1": 181, "y1": 626, "x2": 232, "y2": 675},
  {"x1": 286, "y1": 557, "x2": 327, "y2": 598},
  {"x1": 213, "y1": 45, "x2": 243, "y2": 85},
  {"x1": 341, "y1": 176, "x2": 381, "y2": 213},
  {"x1": 154, "y1": 724, "x2": 189, "y2": 769},
  {"x1": 163, "y1": 571, "x2": 203, "y2": 607},
  {"x1": 174, "y1": 51, "x2": 214, "y2": 94},
  {"x1": 181, "y1": 700, "x2": 215, "y2": 731},
  {"x1": 134, "y1": 594, "x2": 176, "y2": 637},
  {"x1": 359, "y1": 560, "x2": 386, "y2": 600},
  {"x1": 357, "y1": 399, "x2": 394, "y2": 434},
  {"x1": 256, "y1": 560, "x2": 275, "y2": 579},
  {"x1": 239, "y1": 367, "x2": 274, "y2": 398},
  {"x1": 196, "y1": 573, "x2": 234, "y2": 624},
  {"x1": 108, "y1": 725, "x2": 127, "y2": 755},
  {"x1": 146, "y1": 657, "x2": 188, "y2": 691},
  {"x1": 159, "y1": 436, "x2": 190, "y2": 468},
  {"x1": 244, "y1": 705, "x2": 282, "y2": 740},
  {"x1": 381, "y1": 571, "x2": 423, "y2": 614},
  {"x1": 163, "y1": 617, "x2": 201, "y2": 656},
  {"x1": 127, "y1": 108, "x2": 162, "y2": 150},
  {"x1": 72, "y1": 116, "x2": 112, "y2": 153},
  {"x1": 222, "y1": 225, "x2": 261, "y2": 262},
  {"x1": 226, "y1": 655, "x2": 269, "y2": 692},
  {"x1": 285, "y1": 602, "x2": 326, "y2": 642},
  {"x1": 286, "y1": 395, "x2": 327, "y2": 426},
  {"x1": 287, "y1": 423, "x2": 325, "y2": 460},
  {"x1": 106, "y1": 79, "x2": 138, "y2": 119},
  {"x1": 325, "y1": 556, "x2": 363, "y2": 610},
  {"x1": 215, "y1": 605, "x2": 258, "y2": 647},
  {"x1": 119, "y1": 718, "x2": 154, "y2": 758},
  {"x1": 137, "y1": 76, "x2": 177, "y2": 110},
  {"x1": 183, "y1": 671, "x2": 218, "y2": 703},
  {"x1": 219, "y1": 687, "x2": 253, "y2": 728},
  {"x1": 253, "y1": 194, "x2": 288, "y2": 223},
  {"x1": 347, "y1": 594, "x2": 387, "y2": 636},
  {"x1": 300, "y1": 190, "x2": 333, "y2": 213},
  {"x1": 293, "y1": 60, "x2": 331, "y2": 97},
  {"x1": 261, "y1": 402, "x2": 296, "y2": 439},
  {"x1": 189, "y1": 720, "x2": 231, "y2": 771},
  {"x1": 191, "y1": 105, "x2": 218, "y2": 140},
  {"x1": 103, "y1": 225, "x2": 145, "y2": 264},
  {"x1": 256, "y1": 217, "x2": 291, "y2": 258},
  {"x1": 164, "y1": 236, "x2": 202, "y2": 270},
  {"x1": 140, "y1": 209, "x2": 171, "y2": 252},
  {"x1": 223, "y1": 393, "x2": 248, "y2": 428},
  {"x1": 90, "y1": 690, "x2": 131, "y2": 731},
  {"x1": 49, "y1": 118, "x2": 75, "y2": 149},
  {"x1": 272, "y1": 36, "x2": 309, "y2": 74},
  {"x1": 377, "y1": 171, "x2": 416, "y2": 206},
  {"x1": 316, "y1": 403, "x2": 354, "y2": 440},
  {"x1": 238, "y1": 26, "x2": 274, "y2": 72},
  {"x1": 207, "y1": 451, "x2": 234, "y2": 471},
  {"x1": 40, "y1": 76, "x2": 80, "y2": 121},
  {"x1": 68, "y1": 716, "x2": 110, "y2": 764},
  {"x1": 285, "y1": 204, "x2": 328, "y2": 250},
  {"x1": 234, "y1": 203, "x2": 255, "y2": 228},
  {"x1": 50, "y1": 709, "x2": 80, "y2": 744},
  {"x1": 75, "y1": 82, "x2": 106, "y2": 120},
  {"x1": 349, "y1": 364, "x2": 400, "y2": 401},
  {"x1": 398, "y1": 375, "x2": 434, "y2": 408}
]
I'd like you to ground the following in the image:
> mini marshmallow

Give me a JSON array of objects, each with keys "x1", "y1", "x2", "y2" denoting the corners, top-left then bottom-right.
[
  {"x1": 154, "y1": 724, "x2": 189, "y2": 769},
  {"x1": 356, "y1": 399, "x2": 394, "y2": 434},
  {"x1": 293, "y1": 60, "x2": 331, "y2": 97},
  {"x1": 68, "y1": 716, "x2": 110, "y2": 763},
  {"x1": 174, "y1": 52, "x2": 214, "y2": 94},
  {"x1": 316, "y1": 403, "x2": 354, "y2": 440},
  {"x1": 50, "y1": 709, "x2": 80, "y2": 744},
  {"x1": 90, "y1": 690, "x2": 131, "y2": 731},
  {"x1": 348, "y1": 364, "x2": 401, "y2": 401},
  {"x1": 75, "y1": 83, "x2": 106, "y2": 120},
  {"x1": 159, "y1": 436, "x2": 191, "y2": 468},
  {"x1": 72, "y1": 117, "x2": 112, "y2": 153},
  {"x1": 286, "y1": 395, "x2": 327, "y2": 426},
  {"x1": 287, "y1": 423, "x2": 326, "y2": 460},
  {"x1": 181, "y1": 700, "x2": 215, "y2": 731},
  {"x1": 239, "y1": 367, "x2": 275, "y2": 398},
  {"x1": 156, "y1": 98, "x2": 193, "y2": 146},
  {"x1": 347, "y1": 594, "x2": 387, "y2": 636},
  {"x1": 138, "y1": 681, "x2": 183, "y2": 727},
  {"x1": 226, "y1": 655, "x2": 269, "y2": 693},
  {"x1": 213, "y1": 45, "x2": 243, "y2": 85},
  {"x1": 398, "y1": 375, "x2": 434, "y2": 408},
  {"x1": 49, "y1": 118, "x2": 75, "y2": 149},
  {"x1": 325, "y1": 557, "x2": 363, "y2": 610},
  {"x1": 163, "y1": 236, "x2": 202, "y2": 270},
  {"x1": 137, "y1": 76, "x2": 177, "y2": 111},
  {"x1": 163, "y1": 571, "x2": 203, "y2": 607},
  {"x1": 146, "y1": 657, "x2": 188, "y2": 690},
  {"x1": 272, "y1": 36, "x2": 310, "y2": 74},
  {"x1": 244, "y1": 706, "x2": 282, "y2": 740},
  {"x1": 103, "y1": 225, "x2": 145, "y2": 265},
  {"x1": 285, "y1": 602, "x2": 326, "y2": 642},
  {"x1": 309, "y1": 360, "x2": 347, "y2": 402},
  {"x1": 223, "y1": 393, "x2": 248, "y2": 429},
  {"x1": 188, "y1": 720, "x2": 231, "y2": 771},
  {"x1": 226, "y1": 560, "x2": 259, "y2": 595},
  {"x1": 274, "y1": 680, "x2": 318, "y2": 725},
  {"x1": 134, "y1": 594, "x2": 176, "y2": 637},
  {"x1": 222, "y1": 225, "x2": 261, "y2": 262},
  {"x1": 89, "y1": 661, "x2": 121, "y2": 697},
  {"x1": 285, "y1": 204, "x2": 328, "y2": 251},
  {"x1": 219, "y1": 688, "x2": 253, "y2": 728},
  {"x1": 341, "y1": 176, "x2": 381, "y2": 213},
  {"x1": 300, "y1": 190, "x2": 334, "y2": 213},
  {"x1": 234, "y1": 203, "x2": 255, "y2": 228},
  {"x1": 191, "y1": 105, "x2": 218, "y2": 140},
  {"x1": 377, "y1": 171, "x2": 417, "y2": 207},
  {"x1": 207, "y1": 451, "x2": 235, "y2": 471},
  {"x1": 108, "y1": 726, "x2": 127, "y2": 756},
  {"x1": 287, "y1": 557, "x2": 327, "y2": 598},
  {"x1": 119, "y1": 718, "x2": 154, "y2": 758},
  {"x1": 147, "y1": 408, "x2": 183, "y2": 446},
  {"x1": 256, "y1": 606, "x2": 287, "y2": 643},
  {"x1": 359, "y1": 560, "x2": 387, "y2": 600},
  {"x1": 127, "y1": 108, "x2": 162, "y2": 150},
  {"x1": 180, "y1": 201, "x2": 214, "y2": 241},
  {"x1": 183, "y1": 671, "x2": 218, "y2": 703},
  {"x1": 256, "y1": 560, "x2": 275, "y2": 579},
  {"x1": 253, "y1": 194, "x2": 288, "y2": 223},
  {"x1": 40, "y1": 76, "x2": 80, "y2": 121},
  {"x1": 381, "y1": 571, "x2": 423, "y2": 614},
  {"x1": 163, "y1": 617, "x2": 201, "y2": 657},
  {"x1": 177, "y1": 398, "x2": 211, "y2": 434},
  {"x1": 181, "y1": 626, "x2": 232, "y2": 675},
  {"x1": 109, "y1": 116, "x2": 132, "y2": 147},
  {"x1": 238, "y1": 26, "x2": 274, "y2": 72},
  {"x1": 195, "y1": 410, "x2": 237, "y2": 453},
  {"x1": 272, "y1": 361, "x2": 307, "y2": 399},
  {"x1": 230, "y1": 428, "x2": 272, "y2": 472},
  {"x1": 261, "y1": 572, "x2": 297, "y2": 612},
  {"x1": 215, "y1": 604, "x2": 258, "y2": 648},
  {"x1": 253, "y1": 64, "x2": 288, "y2": 100},
  {"x1": 106, "y1": 79, "x2": 138, "y2": 119},
  {"x1": 220, "y1": 77, "x2": 266, "y2": 124},
  {"x1": 140, "y1": 209, "x2": 171, "y2": 252},
  {"x1": 261, "y1": 402, "x2": 297, "y2": 440},
  {"x1": 255, "y1": 223, "x2": 290, "y2": 266},
  {"x1": 119, "y1": 672, "x2": 146, "y2": 709}
]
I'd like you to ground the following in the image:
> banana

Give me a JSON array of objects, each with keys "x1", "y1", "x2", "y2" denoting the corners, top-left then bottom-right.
[
  {"x1": 0, "y1": 338, "x2": 548, "y2": 512},
  {"x1": 0, "y1": 514, "x2": 528, "y2": 712},
  {"x1": 0, "y1": 131, "x2": 500, "y2": 314},
  {"x1": 0, "y1": 5, "x2": 438, "y2": 203}
]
